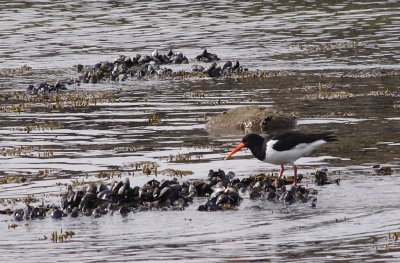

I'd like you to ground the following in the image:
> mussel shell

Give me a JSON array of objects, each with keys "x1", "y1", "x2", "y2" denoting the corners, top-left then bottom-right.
[
  {"x1": 145, "y1": 179, "x2": 160, "y2": 188},
  {"x1": 70, "y1": 207, "x2": 80, "y2": 218},
  {"x1": 232, "y1": 60, "x2": 240, "y2": 70},
  {"x1": 98, "y1": 183, "x2": 108, "y2": 193},
  {"x1": 191, "y1": 65, "x2": 205, "y2": 73},
  {"x1": 158, "y1": 187, "x2": 171, "y2": 202},
  {"x1": 222, "y1": 61, "x2": 233, "y2": 70},
  {"x1": 138, "y1": 55, "x2": 151, "y2": 64},
  {"x1": 152, "y1": 187, "x2": 161, "y2": 199},
  {"x1": 119, "y1": 205, "x2": 130, "y2": 215},
  {"x1": 216, "y1": 193, "x2": 229, "y2": 206},
  {"x1": 118, "y1": 74, "x2": 127, "y2": 81},
  {"x1": 71, "y1": 190, "x2": 85, "y2": 208},
  {"x1": 159, "y1": 180, "x2": 170, "y2": 189},
  {"x1": 61, "y1": 191, "x2": 75, "y2": 209},
  {"x1": 267, "y1": 191, "x2": 277, "y2": 200},
  {"x1": 131, "y1": 186, "x2": 140, "y2": 197},
  {"x1": 283, "y1": 192, "x2": 295, "y2": 204},
  {"x1": 118, "y1": 184, "x2": 127, "y2": 196},
  {"x1": 200, "y1": 182, "x2": 212, "y2": 196},
  {"x1": 206, "y1": 199, "x2": 218, "y2": 211},
  {"x1": 30, "y1": 207, "x2": 46, "y2": 220},
  {"x1": 296, "y1": 185, "x2": 306, "y2": 195},
  {"x1": 139, "y1": 188, "x2": 153, "y2": 202},
  {"x1": 92, "y1": 208, "x2": 103, "y2": 218},
  {"x1": 230, "y1": 178, "x2": 240, "y2": 186},
  {"x1": 12, "y1": 209, "x2": 24, "y2": 221},
  {"x1": 86, "y1": 183, "x2": 97, "y2": 194},
  {"x1": 79, "y1": 192, "x2": 98, "y2": 210},
  {"x1": 123, "y1": 177, "x2": 130, "y2": 189},
  {"x1": 188, "y1": 184, "x2": 197, "y2": 196},
  {"x1": 112, "y1": 181, "x2": 124, "y2": 194},
  {"x1": 253, "y1": 181, "x2": 262, "y2": 189},
  {"x1": 51, "y1": 208, "x2": 63, "y2": 219},
  {"x1": 226, "y1": 188, "x2": 240, "y2": 205},
  {"x1": 198, "y1": 204, "x2": 207, "y2": 211},
  {"x1": 97, "y1": 189, "x2": 113, "y2": 200},
  {"x1": 169, "y1": 184, "x2": 182, "y2": 192}
]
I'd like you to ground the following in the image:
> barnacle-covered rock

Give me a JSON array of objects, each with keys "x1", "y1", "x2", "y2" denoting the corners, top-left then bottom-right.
[{"x1": 206, "y1": 106, "x2": 296, "y2": 133}]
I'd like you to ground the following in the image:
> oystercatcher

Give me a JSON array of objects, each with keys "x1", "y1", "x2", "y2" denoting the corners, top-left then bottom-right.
[{"x1": 225, "y1": 131, "x2": 337, "y2": 185}]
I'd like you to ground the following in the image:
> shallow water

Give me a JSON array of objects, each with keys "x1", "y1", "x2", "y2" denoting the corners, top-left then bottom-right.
[{"x1": 1, "y1": 1, "x2": 400, "y2": 262}]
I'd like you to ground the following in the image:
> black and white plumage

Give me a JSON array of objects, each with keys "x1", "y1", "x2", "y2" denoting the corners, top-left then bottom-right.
[{"x1": 225, "y1": 131, "x2": 337, "y2": 185}]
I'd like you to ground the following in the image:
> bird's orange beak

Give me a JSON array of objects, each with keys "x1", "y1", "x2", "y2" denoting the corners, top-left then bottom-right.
[{"x1": 224, "y1": 143, "x2": 245, "y2": 160}]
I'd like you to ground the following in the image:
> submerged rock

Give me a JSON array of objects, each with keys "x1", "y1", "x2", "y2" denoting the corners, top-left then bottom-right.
[
  {"x1": 206, "y1": 106, "x2": 296, "y2": 133},
  {"x1": 373, "y1": 164, "x2": 393, "y2": 175}
]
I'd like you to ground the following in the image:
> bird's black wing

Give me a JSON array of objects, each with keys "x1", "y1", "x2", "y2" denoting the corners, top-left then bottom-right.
[{"x1": 271, "y1": 131, "x2": 336, "y2": 151}]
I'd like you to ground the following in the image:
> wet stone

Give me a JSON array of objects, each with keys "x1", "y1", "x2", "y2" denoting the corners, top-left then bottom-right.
[{"x1": 206, "y1": 106, "x2": 296, "y2": 133}]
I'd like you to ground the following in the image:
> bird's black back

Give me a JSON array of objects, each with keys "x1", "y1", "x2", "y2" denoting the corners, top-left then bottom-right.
[{"x1": 271, "y1": 131, "x2": 337, "y2": 151}]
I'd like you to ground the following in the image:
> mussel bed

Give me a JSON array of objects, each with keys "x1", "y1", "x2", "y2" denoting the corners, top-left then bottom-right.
[{"x1": 5, "y1": 169, "x2": 325, "y2": 221}]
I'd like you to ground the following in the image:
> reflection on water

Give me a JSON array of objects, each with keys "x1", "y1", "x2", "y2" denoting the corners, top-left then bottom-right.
[{"x1": 1, "y1": 0, "x2": 400, "y2": 262}]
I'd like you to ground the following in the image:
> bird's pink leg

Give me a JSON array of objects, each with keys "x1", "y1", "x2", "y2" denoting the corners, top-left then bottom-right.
[
  {"x1": 278, "y1": 164, "x2": 284, "y2": 179},
  {"x1": 293, "y1": 164, "x2": 298, "y2": 186}
]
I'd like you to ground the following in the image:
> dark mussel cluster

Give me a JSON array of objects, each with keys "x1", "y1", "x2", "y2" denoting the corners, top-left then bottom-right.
[
  {"x1": 12, "y1": 204, "x2": 48, "y2": 221},
  {"x1": 26, "y1": 81, "x2": 68, "y2": 94},
  {"x1": 197, "y1": 169, "x2": 241, "y2": 211},
  {"x1": 191, "y1": 60, "x2": 245, "y2": 78},
  {"x1": 75, "y1": 48, "x2": 247, "y2": 83},
  {"x1": 60, "y1": 177, "x2": 196, "y2": 218},
  {"x1": 195, "y1": 48, "x2": 220, "y2": 62},
  {"x1": 248, "y1": 180, "x2": 318, "y2": 207},
  {"x1": 199, "y1": 172, "x2": 317, "y2": 211},
  {"x1": 236, "y1": 173, "x2": 317, "y2": 206},
  {"x1": 74, "y1": 49, "x2": 189, "y2": 84},
  {"x1": 10, "y1": 170, "x2": 321, "y2": 221},
  {"x1": 24, "y1": 49, "x2": 248, "y2": 93}
]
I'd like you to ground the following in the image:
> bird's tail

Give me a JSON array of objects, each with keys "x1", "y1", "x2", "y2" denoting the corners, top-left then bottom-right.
[{"x1": 323, "y1": 132, "x2": 337, "y2": 142}]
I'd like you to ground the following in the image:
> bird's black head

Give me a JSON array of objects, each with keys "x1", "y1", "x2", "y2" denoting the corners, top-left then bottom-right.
[
  {"x1": 242, "y1": 133, "x2": 266, "y2": 161},
  {"x1": 225, "y1": 133, "x2": 266, "y2": 161},
  {"x1": 242, "y1": 133, "x2": 265, "y2": 148}
]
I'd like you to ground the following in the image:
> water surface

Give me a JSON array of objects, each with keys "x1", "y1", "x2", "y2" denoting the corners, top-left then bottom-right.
[{"x1": 1, "y1": 1, "x2": 400, "y2": 262}]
